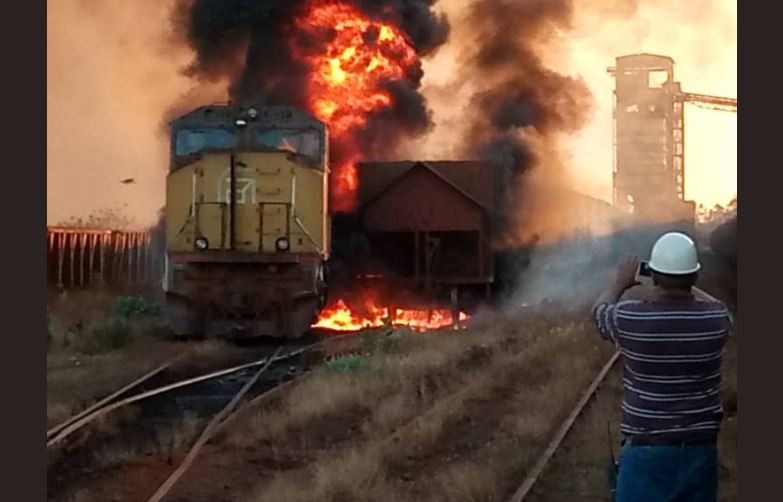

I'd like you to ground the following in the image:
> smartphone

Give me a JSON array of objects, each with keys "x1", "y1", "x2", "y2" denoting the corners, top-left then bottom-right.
[{"x1": 638, "y1": 260, "x2": 652, "y2": 277}]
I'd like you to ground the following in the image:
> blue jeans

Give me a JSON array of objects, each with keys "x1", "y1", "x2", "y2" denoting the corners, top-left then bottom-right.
[{"x1": 616, "y1": 443, "x2": 718, "y2": 502}]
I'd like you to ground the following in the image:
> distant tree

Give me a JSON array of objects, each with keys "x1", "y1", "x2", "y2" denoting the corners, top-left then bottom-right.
[
  {"x1": 56, "y1": 204, "x2": 140, "y2": 231},
  {"x1": 696, "y1": 196, "x2": 737, "y2": 237}
]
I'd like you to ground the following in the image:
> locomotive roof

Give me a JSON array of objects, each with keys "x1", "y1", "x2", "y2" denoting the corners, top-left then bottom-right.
[{"x1": 170, "y1": 104, "x2": 326, "y2": 130}]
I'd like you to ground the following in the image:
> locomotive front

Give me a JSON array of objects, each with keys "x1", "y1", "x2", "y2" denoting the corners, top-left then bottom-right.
[{"x1": 163, "y1": 105, "x2": 330, "y2": 338}]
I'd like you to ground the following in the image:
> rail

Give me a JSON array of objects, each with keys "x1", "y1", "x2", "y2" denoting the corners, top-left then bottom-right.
[
  {"x1": 146, "y1": 347, "x2": 283, "y2": 502},
  {"x1": 507, "y1": 351, "x2": 621, "y2": 502},
  {"x1": 47, "y1": 333, "x2": 355, "y2": 449},
  {"x1": 46, "y1": 354, "x2": 186, "y2": 440},
  {"x1": 506, "y1": 284, "x2": 725, "y2": 501}
]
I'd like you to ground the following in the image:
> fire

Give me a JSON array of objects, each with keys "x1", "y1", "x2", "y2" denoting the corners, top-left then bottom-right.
[
  {"x1": 312, "y1": 299, "x2": 469, "y2": 332},
  {"x1": 294, "y1": 0, "x2": 419, "y2": 211}
]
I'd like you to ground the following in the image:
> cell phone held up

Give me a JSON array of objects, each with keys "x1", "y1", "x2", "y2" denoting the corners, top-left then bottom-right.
[{"x1": 637, "y1": 260, "x2": 652, "y2": 278}]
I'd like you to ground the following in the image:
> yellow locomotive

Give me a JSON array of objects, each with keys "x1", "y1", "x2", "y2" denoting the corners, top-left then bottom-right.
[{"x1": 163, "y1": 105, "x2": 330, "y2": 338}]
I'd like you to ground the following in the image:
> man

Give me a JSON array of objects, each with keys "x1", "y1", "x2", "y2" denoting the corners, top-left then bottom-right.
[{"x1": 593, "y1": 232, "x2": 732, "y2": 502}]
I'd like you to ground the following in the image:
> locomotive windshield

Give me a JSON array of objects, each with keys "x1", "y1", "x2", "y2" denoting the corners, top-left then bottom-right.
[
  {"x1": 175, "y1": 128, "x2": 240, "y2": 156},
  {"x1": 174, "y1": 126, "x2": 322, "y2": 162},
  {"x1": 253, "y1": 129, "x2": 321, "y2": 161}
]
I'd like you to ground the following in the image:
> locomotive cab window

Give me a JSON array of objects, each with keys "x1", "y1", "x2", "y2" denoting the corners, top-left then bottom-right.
[
  {"x1": 253, "y1": 129, "x2": 322, "y2": 162},
  {"x1": 175, "y1": 128, "x2": 240, "y2": 156}
]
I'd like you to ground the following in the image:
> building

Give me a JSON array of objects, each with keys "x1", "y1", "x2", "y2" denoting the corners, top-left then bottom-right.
[{"x1": 609, "y1": 54, "x2": 695, "y2": 224}]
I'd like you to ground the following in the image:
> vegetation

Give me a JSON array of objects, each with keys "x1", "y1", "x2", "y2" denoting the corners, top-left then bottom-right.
[
  {"x1": 697, "y1": 197, "x2": 737, "y2": 231},
  {"x1": 55, "y1": 205, "x2": 140, "y2": 231},
  {"x1": 48, "y1": 298, "x2": 737, "y2": 502},
  {"x1": 112, "y1": 296, "x2": 162, "y2": 319},
  {"x1": 46, "y1": 289, "x2": 237, "y2": 429},
  {"x1": 88, "y1": 312, "x2": 611, "y2": 502},
  {"x1": 324, "y1": 354, "x2": 370, "y2": 374}
]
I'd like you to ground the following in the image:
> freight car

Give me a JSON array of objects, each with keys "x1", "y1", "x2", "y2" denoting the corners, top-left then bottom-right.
[
  {"x1": 330, "y1": 160, "x2": 497, "y2": 313},
  {"x1": 163, "y1": 105, "x2": 329, "y2": 338}
]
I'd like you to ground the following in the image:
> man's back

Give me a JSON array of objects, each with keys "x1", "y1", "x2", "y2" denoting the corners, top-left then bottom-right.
[{"x1": 595, "y1": 295, "x2": 732, "y2": 442}]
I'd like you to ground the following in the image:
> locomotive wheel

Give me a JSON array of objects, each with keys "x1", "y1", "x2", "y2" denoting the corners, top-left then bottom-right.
[
  {"x1": 164, "y1": 294, "x2": 204, "y2": 339},
  {"x1": 282, "y1": 298, "x2": 321, "y2": 339}
]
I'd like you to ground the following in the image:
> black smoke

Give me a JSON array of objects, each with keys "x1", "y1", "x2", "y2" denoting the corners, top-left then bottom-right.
[
  {"x1": 450, "y1": 0, "x2": 593, "y2": 240},
  {"x1": 171, "y1": 0, "x2": 449, "y2": 198}
]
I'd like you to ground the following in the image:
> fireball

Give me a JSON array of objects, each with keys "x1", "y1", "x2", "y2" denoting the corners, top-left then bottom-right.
[{"x1": 294, "y1": 0, "x2": 419, "y2": 211}]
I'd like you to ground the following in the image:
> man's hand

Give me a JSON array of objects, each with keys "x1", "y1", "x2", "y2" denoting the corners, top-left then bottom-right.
[
  {"x1": 615, "y1": 254, "x2": 641, "y2": 291},
  {"x1": 593, "y1": 254, "x2": 641, "y2": 314}
]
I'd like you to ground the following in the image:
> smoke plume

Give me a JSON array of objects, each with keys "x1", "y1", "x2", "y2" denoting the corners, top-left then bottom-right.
[
  {"x1": 171, "y1": 0, "x2": 450, "y2": 210},
  {"x1": 413, "y1": 0, "x2": 599, "y2": 246}
]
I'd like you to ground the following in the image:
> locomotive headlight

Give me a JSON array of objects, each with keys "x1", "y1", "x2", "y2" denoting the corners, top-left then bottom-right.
[
  {"x1": 275, "y1": 237, "x2": 290, "y2": 251},
  {"x1": 247, "y1": 107, "x2": 258, "y2": 119},
  {"x1": 195, "y1": 236, "x2": 209, "y2": 251},
  {"x1": 235, "y1": 118, "x2": 248, "y2": 127}
]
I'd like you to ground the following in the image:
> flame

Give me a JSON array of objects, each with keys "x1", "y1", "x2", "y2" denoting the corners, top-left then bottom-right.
[
  {"x1": 294, "y1": 0, "x2": 418, "y2": 211},
  {"x1": 312, "y1": 299, "x2": 469, "y2": 332}
]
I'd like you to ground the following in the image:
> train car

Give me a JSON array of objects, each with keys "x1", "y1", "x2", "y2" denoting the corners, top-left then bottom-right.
[
  {"x1": 330, "y1": 160, "x2": 496, "y2": 313},
  {"x1": 163, "y1": 105, "x2": 330, "y2": 338}
]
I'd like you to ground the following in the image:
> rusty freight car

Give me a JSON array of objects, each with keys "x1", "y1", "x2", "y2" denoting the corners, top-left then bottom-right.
[
  {"x1": 47, "y1": 227, "x2": 161, "y2": 290},
  {"x1": 331, "y1": 160, "x2": 495, "y2": 312}
]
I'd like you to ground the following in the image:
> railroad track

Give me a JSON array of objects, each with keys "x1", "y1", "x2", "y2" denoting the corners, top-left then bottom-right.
[
  {"x1": 48, "y1": 342, "x2": 314, "y2": 448},
  {"x1": 507, "y1": 286, "x2": 723, "y2": 502},
  {"x1": 47, "y1": 330, "x2": 365, "y2": 501}
]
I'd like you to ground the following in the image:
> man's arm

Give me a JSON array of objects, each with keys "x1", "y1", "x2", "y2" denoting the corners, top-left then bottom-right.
[
  {"x1": 592, "y1": 254, "x2": 641, "y2": 312},
  {"x1": 592, "y1": 282, "x2": 629, "y2": 314},
  {"x1": 592, "y1": 255, "x2": 641, "y2": 344}
]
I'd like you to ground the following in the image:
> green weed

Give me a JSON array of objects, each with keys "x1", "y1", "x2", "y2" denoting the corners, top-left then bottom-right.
[
  {"x1": 112, "y1": 296, "x2": 161, "y2": 319},
  {"x1": 325, "y1": 354, "x2": 370, "y2": 374}
]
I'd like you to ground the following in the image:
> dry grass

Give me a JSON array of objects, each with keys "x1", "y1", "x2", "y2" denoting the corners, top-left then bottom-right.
[
  {"x1": 223, "y1": 327, "x2": 503, "y2": 449},
  {"x1": 89, "y1": 411, "x2": 205, "y2": 470},
  {"x1": 52, "y1": 310, "x2": 618, "y2": 502},
  {"x1": 154, "y1": 412, "x2": 205, "y2": 454},
  {"x1": 432, "y1": 463, "x2": 499, "y2": 502},
  {"x1": 47, "y1": 344, "x2": 178, "y2": 427},
  {"x1": 47, "y1": 289, "x2": 239, "y2": 428},
  {"x1": 250, "y1": 446, "x2": 396, "y2": 502},
  {"x1": 223, "y1": 312, "x2": 613, "y2": 502},
  {"x1": 528, "y1": 322, "x2": 738, "y2": 502}
]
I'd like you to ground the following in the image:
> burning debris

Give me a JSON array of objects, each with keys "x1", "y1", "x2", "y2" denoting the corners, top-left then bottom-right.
[
  {"x1": 312, "y1": 298, "x2": 468, "y2": 332},
  {"x1": 173, "y1": 0, "x2": 448, "y2": 211}
]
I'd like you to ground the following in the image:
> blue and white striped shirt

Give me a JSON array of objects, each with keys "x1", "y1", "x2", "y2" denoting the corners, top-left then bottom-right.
[{"x1": 594, "y1": 295, "x2": 732, "y2": 443}]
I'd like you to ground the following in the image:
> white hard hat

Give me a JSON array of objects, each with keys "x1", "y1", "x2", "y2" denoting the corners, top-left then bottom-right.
[{"x1": 649, "y1": 232, "x2": 701, "y2": 275}]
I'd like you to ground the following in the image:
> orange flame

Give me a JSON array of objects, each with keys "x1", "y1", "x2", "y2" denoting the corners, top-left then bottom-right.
[
  {"x1": 312, "y1": 299, "x2": 469, "y2": 332},
  {"x1": 295, "y1": 0, "x2": 418, "y2": 211}
]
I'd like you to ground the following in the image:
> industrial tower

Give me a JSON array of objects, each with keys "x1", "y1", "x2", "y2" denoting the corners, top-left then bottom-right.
[{"x1": 608, "y1": 54, "x2": 737, "y2": 223}]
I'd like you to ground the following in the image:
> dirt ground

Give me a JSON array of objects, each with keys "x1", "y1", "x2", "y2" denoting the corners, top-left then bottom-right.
[
  {"x1": 50, "y1": 306, "x2": 737, "y2": 502},
  {"x1": 528, "y1": 335, "x2": 737, "y2": 502},
  {"x1": 52, "y1": 311, "x2": 618, "y2": 502}
]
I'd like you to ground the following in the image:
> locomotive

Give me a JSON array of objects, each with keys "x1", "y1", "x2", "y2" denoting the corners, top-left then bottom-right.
[{"x1": 163, "y1": 105, "x2": 329, "y2": 338}]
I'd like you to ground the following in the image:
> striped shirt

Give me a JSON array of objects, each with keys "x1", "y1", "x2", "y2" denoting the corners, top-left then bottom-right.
[{"x1": 594, "y1": 294, "x2": 732, "y2": 443}]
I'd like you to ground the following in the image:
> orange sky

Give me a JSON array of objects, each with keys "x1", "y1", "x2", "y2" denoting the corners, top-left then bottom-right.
[
  {"x1": 47, "y1": 0, "x2": 736, "y2": 228},
  {"x1": 421, "y1": 0, "x2": 737, "y2": 209},
  {"x1": 46, "y1": 0, "x2": 225, "y2": 228},
  {"x1": 562, "y1": 0, "x2": 737, "y2": 208}
]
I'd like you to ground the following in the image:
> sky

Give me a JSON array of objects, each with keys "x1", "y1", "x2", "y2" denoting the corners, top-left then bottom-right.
[
  {"x1": 421, "y1": 0, "x2": 737, "y2": 208},
  {"x1": 560, "y1": 0, "x2": 737, "y2": 207},
  {"x1": 46, "y1": 0, "x2": 737, "y2": 228}
]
